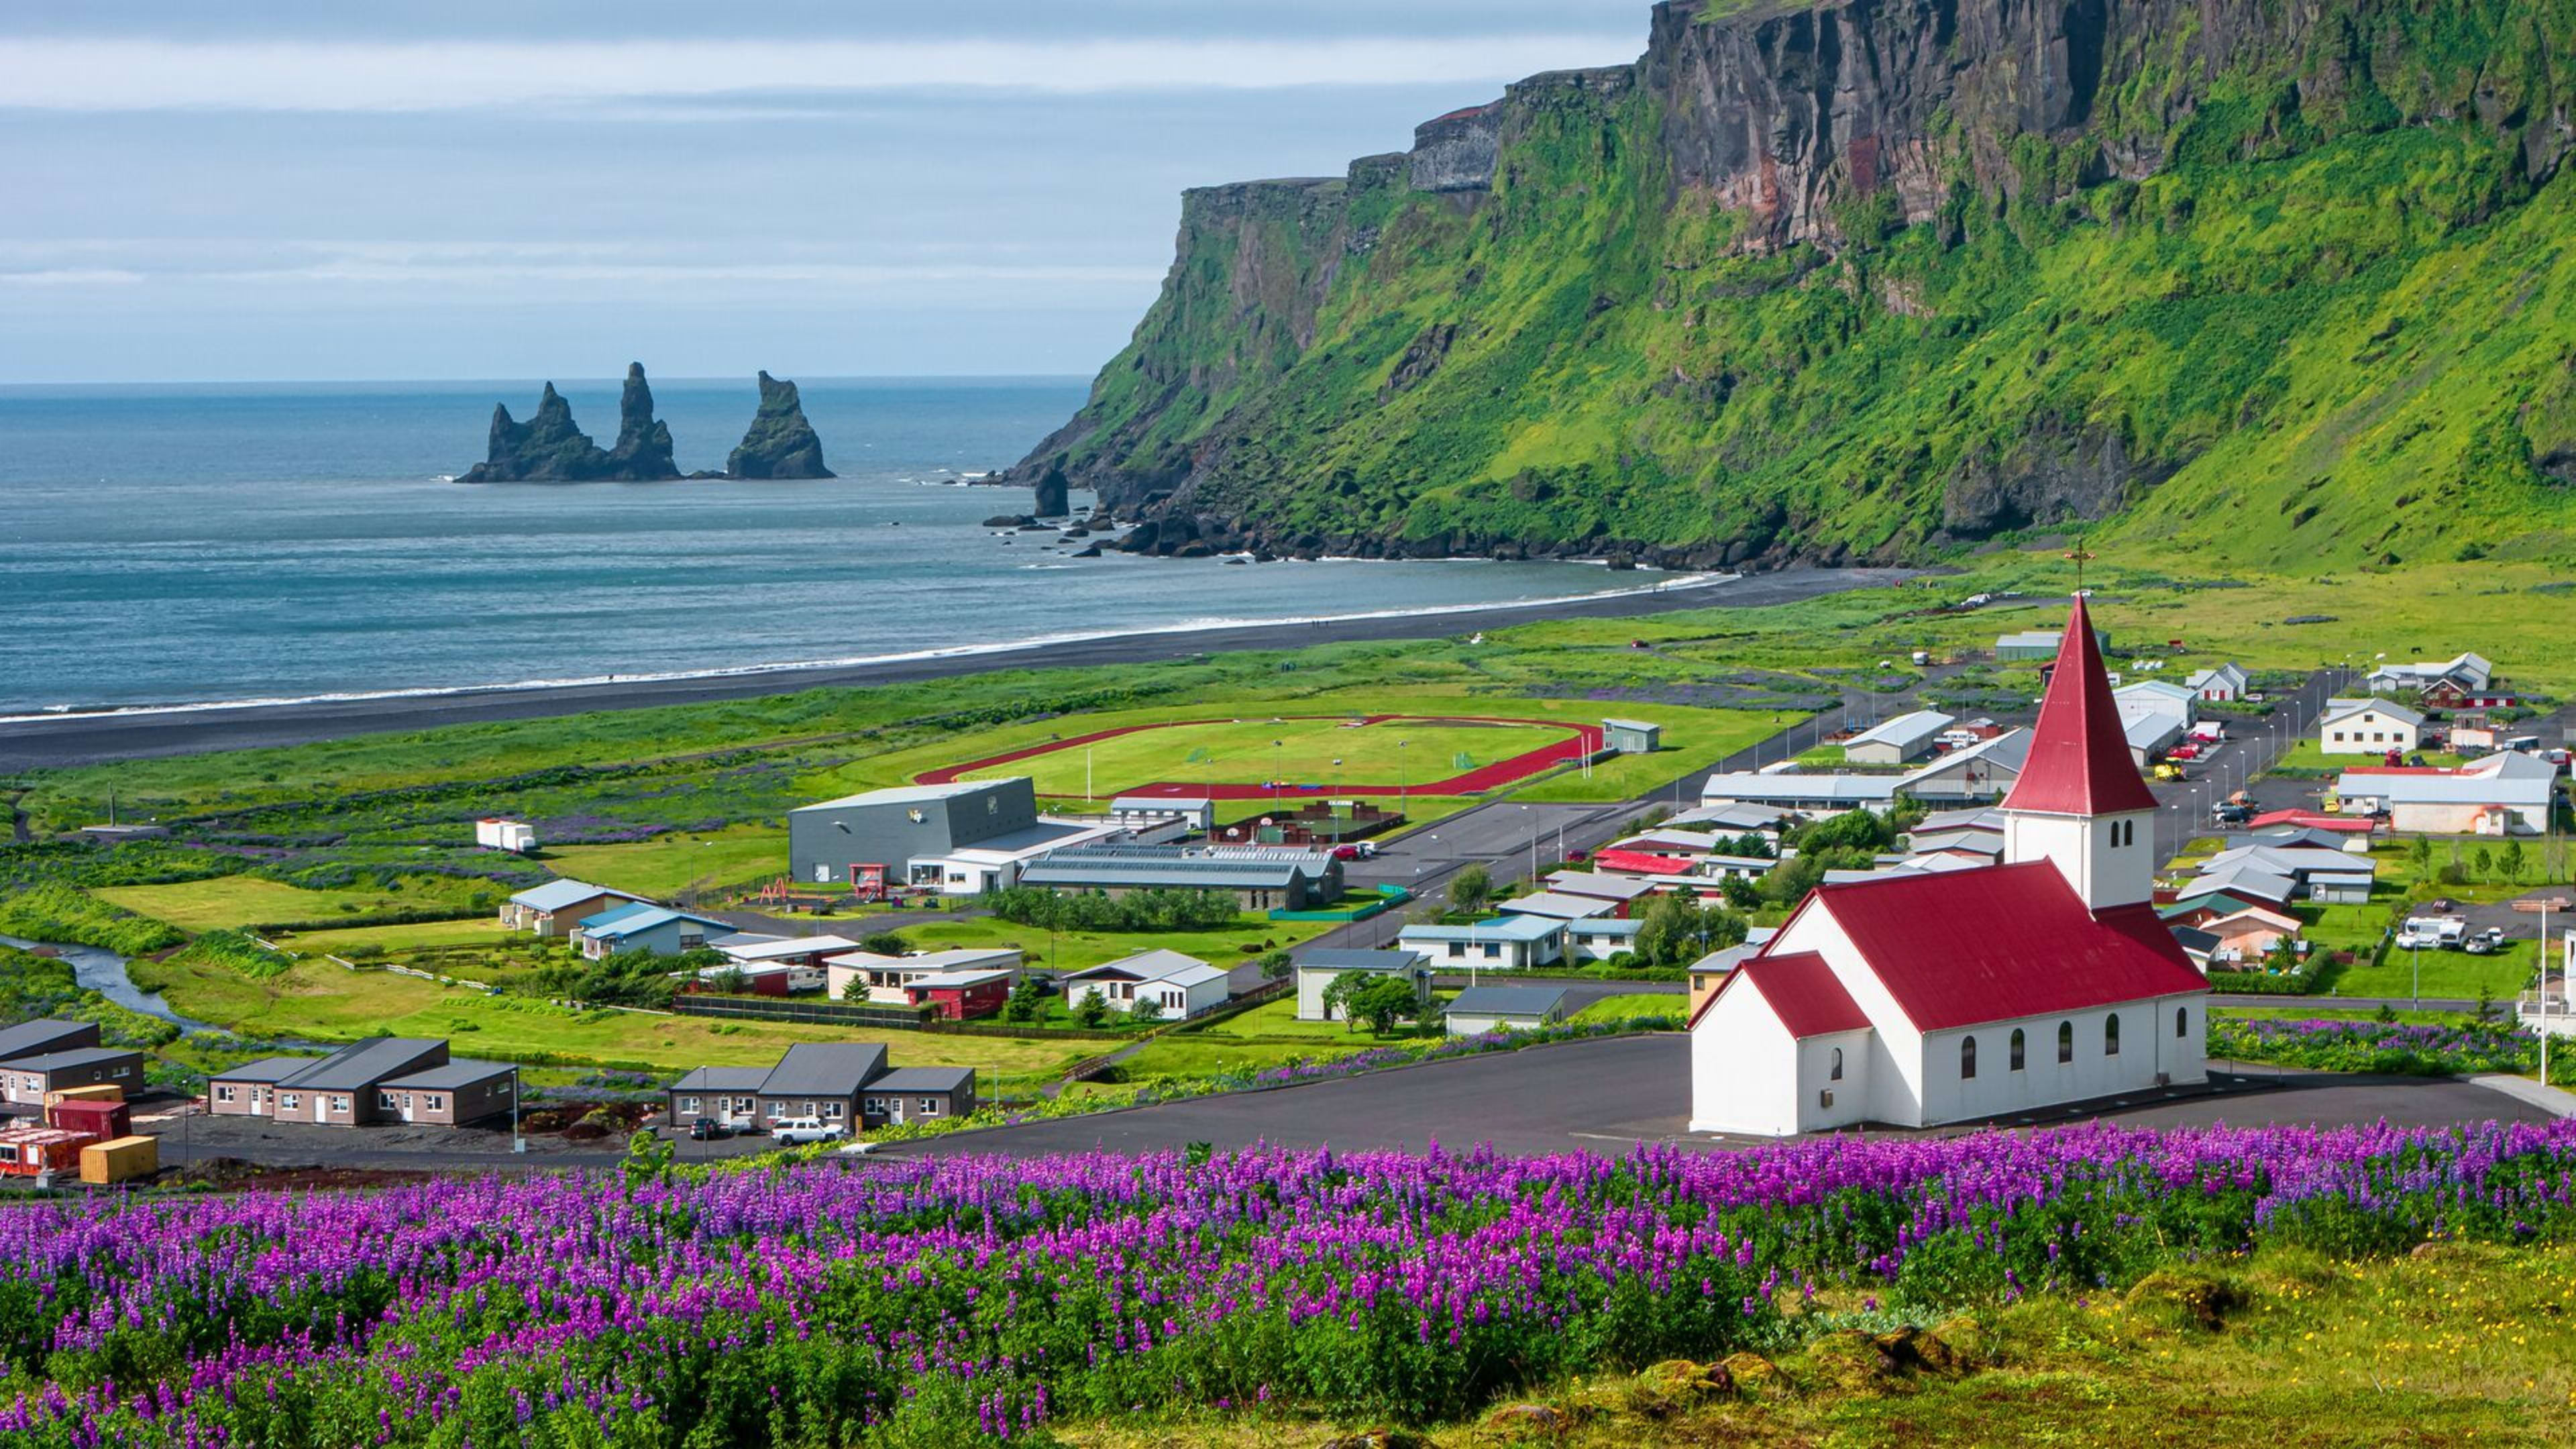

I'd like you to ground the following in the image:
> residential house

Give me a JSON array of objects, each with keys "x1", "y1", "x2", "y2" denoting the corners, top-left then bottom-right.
[
  {"x1": 2318, "y1": 698, "x2": 2426, "y2": 756},
  {"x1": 1497, "y1": 890, "x2": 1618, "y2": 923},
  {"x1": 1292, "y1": 947, "x2": 1432, "y2": 1022},
  {"x1": 1543, "y1": 871, "x2": 1658, "y2": 911},
  {"x1": 0, "y1": 1018, "x2": 101, "y2": 1067},
  {"x1": 1843, "y1": 710, "x2": 1955, "y2": 766},
  {"x1": 2200, "y1": 906, "x2": 2304, "y2": 965},
  {"x1": 2367, "y1": 652, "x2": 2494, "y2": 697},
  {"x1": 2332, "y1": 751, "x2": 2558, "y2": 835},
  {"x1": 822, "y1": 947, "x2": 1022, "y2": 1006},
  {"x1": 1397, "y1": 914, "x2": 1568, "y2": 972},
  {"x1": 1690, "y1": 597, "x2": 2207, "y2": 1136},
  {"x1": 900, "y1": 969, "x2": 1016, "y2": 1021},
  {"x1": 2194, "y1": 843, "x2": 2378, "y2": 904},
  {"x1": 1665, "y1": 803, "x2": 1792, "y2": 839},
  {"x1": 574, "y1": 902, "x2": 731, "y2": 959},
  {"x1": 1061, "y1": 949, "x2": 1231, "y2": 1018},
  {"x1": 1566, "y1": 917, "x2": 1645, "y2": 963},
  {"x1": 0, "y1": 1044, "x2": 145, "y2": 1108},
  {"x1": 2186, "y1": 663, "x2": 2249, "y2": 703},
  {"x1": 1018, "y1": 845, "x2": 1342, "y2": 910},
  {"x1": 500, "y1": 879, "x2": 647, "y2": 937},
  {"x1": 207, "y1": 1037, "x2": 515, "y2": 1127},
  {"x1": 1445, "y1": 986, "x2": 1570, "y2": 1035},
  {"x1": 665, "y1": 1042, "x2": 971, "y2": 1134}
]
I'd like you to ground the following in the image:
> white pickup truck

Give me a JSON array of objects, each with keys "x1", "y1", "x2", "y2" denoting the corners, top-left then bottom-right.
[{"x1": 769, "y1": 1116, "x2": 849, "y2": 1145}]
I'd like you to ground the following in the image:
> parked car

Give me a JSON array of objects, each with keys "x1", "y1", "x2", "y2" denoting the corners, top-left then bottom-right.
[
  {"x1": 685, "y1": 1118, "x2": 732, "y2": 1141},
  {"x1": 2212, "y1": 802, "x2": 2251, "y2": 825},
  {"x1": 834, "y1": 1140, "x2": 882, "y2": 1157},
  {"x1": 769, "y1": 1117, "x2": 849, "y2": 1145},
  {"x1": 2464, "y1": 928, "x2": 2510, "y2": 955}
]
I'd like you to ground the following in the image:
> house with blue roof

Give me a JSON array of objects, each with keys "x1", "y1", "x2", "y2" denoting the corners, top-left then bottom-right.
[
  {"x1": 1397, "y1": 913, "x2": 1568, "y2": 971},
  {"x1": 575, "y1": 901, "x2": 733, "y2": 959},
  {"x1": 500, "y1": 878, "x2": 647, "y2": 937}
]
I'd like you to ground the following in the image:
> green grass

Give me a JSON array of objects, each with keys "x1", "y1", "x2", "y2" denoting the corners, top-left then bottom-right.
[
  {"x1": 270, "y1": 918, "x2": 523, "y2": 955},
  {"x1": 93, "y1": 876, "x2": 464, "y2": 932},
  {"x1": 2334, "y1": 939, "x2": 2538, "y2": 1002},
  {"x1": 1183, "y1": 995, "x2": 1424, "y2": 1044},
  {"x1": 542, "y1": 826, "x2": 786, "y2": 898},
  {"x1": 1055, "y1": 1244, "x2": 2576, "y2": 1446},
  {"x1": 1569, "y1": 992, "x2": 1687, "y2": 1024},
  {"x1": 2265, "y1": 740, "x2": 2474, "y2": 775},
  {"x1": 955, "y1": 715, "x2": 1568, "y2": 798}
]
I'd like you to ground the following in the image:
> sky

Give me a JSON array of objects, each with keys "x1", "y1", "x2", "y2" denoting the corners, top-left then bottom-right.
[{"x1": 0, "y1": 1, "x2": 1650, "y2": 384}]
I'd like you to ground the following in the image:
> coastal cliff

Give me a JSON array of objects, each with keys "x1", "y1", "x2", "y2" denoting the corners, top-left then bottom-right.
[{"x1": 1020, "y1": 0, "x2": 2576, "y2": 570}]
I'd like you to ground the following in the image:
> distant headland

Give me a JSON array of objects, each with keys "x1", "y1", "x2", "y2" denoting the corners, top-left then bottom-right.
[{"x1": 459, "y1": 364, "x2": 833, "y2": 482}]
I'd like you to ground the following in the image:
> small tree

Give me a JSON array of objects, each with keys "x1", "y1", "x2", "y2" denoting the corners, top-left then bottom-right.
[
  {"x1": 1450, "y1": 864, "x2": 1495, "y2": 915},
  {"x1": 621, "y1": 1128, "x2": 674, "y2": 1191},
  {"x1": 1128, "y1": 994, "x2": 1165, "y2": 1024},
  {"x1": 1004, "y1": 974, "x2": 1051, "y2": 1023},
  {"x1": 841, "y1": 974, "x2": 871, "y2": 1004},
  {"x1": 859, "y1": 932, "x2": 912, "y2": 956},
  {"x1": 1256, "y1": 949, "x2": 1294, "y2": 982},
  {"x1": 2474, "y1": 845, "x2": 2496, "y2": 882},
  {"x1": 2500, "y1": 839, "x2": 2527, "y2": 885},
  {"x1": 708, "y1": 966, "x2": 751, "y2": 996},
  {"x1": 1350, "y1": 975, "x2": 1425, "y2": 1036},
  {"x1": 2408, "y1": 836, "x2": 2435, "y2": 878},
  {"x1": 1322, "y1": 969, "x2": 1373, "y2": 1031},
  {"x1": 1073, "y1": 987, "x2": 1111, "y2": 1028}
]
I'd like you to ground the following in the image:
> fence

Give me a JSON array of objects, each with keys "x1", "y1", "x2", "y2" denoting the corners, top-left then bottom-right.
[{"x1": 670, "y1": 996, "x2": 934, "y2": 1030}]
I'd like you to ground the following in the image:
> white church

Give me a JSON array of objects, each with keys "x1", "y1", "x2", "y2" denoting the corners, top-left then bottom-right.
[{"x1": 1688, "y1": 597, "x2": 2209, "y2": 1135}]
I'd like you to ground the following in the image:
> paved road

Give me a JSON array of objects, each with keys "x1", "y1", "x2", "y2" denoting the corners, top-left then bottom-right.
[
  {"x1": 0, "y1": 567, "x2": 1921, "y2": 769},
  {"x1": 884, "y1": 1034, "x2": 2555, "y2": 1161}
]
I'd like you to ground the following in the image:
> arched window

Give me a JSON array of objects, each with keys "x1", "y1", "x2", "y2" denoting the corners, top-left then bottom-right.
[
  {"x1": 2009, "y1": 1028, "x2": 2026, "y2": 1071},
  {"x1": 2176, "y1": 1006, "x2": 2190, "y2": 1038},
  {"x1": 1960, "y1": 1036, "x2": 1977, "y2": 1080},
  {"x1": 1829, "y1": 1047, "x2": 1844, "y2": 1081},
  {"x1": 2057, "y1": 1020, "x2": 2074, "y2": 1063},
  {"x1": 2105, "y1": 1014, "x2": 2122, "y2": 1057}
]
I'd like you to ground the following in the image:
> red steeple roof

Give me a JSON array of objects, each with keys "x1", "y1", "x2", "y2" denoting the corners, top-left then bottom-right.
[{"x1": 2001, "y1": 596, "x2": 2159, "y2": 816}]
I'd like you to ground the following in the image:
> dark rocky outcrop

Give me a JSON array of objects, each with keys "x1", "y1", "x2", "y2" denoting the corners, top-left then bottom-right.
[
  {"x1": 459, "y1": 364, "x2": 681, "y2": 483},
  {"x1": 724, "y1": 372, "x2": 833, "y2": 480},
  {"x1": 1032, "y1": 459, "x2": 1071, "y2": 517}
]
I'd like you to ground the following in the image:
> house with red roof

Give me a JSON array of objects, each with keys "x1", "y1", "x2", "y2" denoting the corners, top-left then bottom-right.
[{"x1": 1689, "y1": 597, "x2": 2209, "y2": 1136}]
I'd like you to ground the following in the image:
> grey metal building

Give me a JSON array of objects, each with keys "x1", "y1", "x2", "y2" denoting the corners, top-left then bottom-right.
[
  {"x1": 1017, "y1": 845, "x2": 1343, "y2": 910},
  {"x1": 790, "y1": 778, "x2": 1040, "y2": 890}
]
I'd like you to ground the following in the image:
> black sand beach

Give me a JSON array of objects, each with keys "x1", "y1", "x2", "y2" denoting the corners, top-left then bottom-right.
[{"x1": 0, "y1": 567, "x2": 1920, "y2": 769}]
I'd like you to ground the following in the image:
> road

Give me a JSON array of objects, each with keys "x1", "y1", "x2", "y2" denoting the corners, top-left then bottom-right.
[
  {"x1": 0, "y1": 566, "x2": 1921, "y2": 769},
  {"x1": 883, "y1": 1034, "x2": 2558, "y2": 1161}
]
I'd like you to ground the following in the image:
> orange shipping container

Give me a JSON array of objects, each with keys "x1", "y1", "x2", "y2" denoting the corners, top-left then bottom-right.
[
  {"x1": 46, "y1": 1083, "x2": 123, "y2": 1108},
  {"x1": 79, "y1": 1134, "x2": 158, "y2": 1185}
]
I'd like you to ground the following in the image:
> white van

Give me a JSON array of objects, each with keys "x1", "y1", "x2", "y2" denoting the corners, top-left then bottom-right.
[{"x1": 770, "y1": 1116, "x2": 849, "y2": 1145}]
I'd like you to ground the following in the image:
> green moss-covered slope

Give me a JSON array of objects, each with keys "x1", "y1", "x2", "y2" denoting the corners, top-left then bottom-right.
[{"x1": 1022, "y1": 0, "x2": 2576, "y2": 570}]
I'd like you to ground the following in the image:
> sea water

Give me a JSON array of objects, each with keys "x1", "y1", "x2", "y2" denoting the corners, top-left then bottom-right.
[{"x1": 0, "y1": 377, "x2": 1681, "y2": 714}]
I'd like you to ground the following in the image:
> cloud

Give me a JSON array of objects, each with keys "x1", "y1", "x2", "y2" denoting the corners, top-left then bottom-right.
[
  {"x1": 0, "y1": 34, "x2": 1640, "y2": 113},
  {"x1": 0, "y1": 268, "x2": 147, "y2": 286}
]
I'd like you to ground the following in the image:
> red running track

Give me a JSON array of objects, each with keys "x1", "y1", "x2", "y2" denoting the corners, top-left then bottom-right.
[{"x1": 913, "y1": 714, "x2": 1605, "y2": 800}]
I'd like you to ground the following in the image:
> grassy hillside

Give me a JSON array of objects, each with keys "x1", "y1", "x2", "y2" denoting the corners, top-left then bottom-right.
[{"x1": 1041, "y1": 0, "x2": 2576, "y2": 570}]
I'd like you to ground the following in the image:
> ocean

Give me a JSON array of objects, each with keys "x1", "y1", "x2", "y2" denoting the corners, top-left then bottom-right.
[{"x1": 0, "y1": 378, "x2": 1681, "y2": 716}]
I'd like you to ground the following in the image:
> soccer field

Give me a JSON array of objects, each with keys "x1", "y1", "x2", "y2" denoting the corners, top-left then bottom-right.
[{"x1": 950, "y1": 714, "x2": 1580, "y2": 800}]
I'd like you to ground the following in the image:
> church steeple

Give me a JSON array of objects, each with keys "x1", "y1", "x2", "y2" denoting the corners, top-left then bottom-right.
[{"x1": 2000, "y1": 596, "x2": 2159, "y2": 910}]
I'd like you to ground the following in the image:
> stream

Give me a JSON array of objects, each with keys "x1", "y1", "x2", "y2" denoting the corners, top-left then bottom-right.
[{"x1": 1, "y1": 932, "x2": 219, "y2": 1034}]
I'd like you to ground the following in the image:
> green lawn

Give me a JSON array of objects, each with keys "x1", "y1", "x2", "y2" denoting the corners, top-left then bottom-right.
[
  {"x1": 898, "y1": 914, "x2": 1338, "y2": 975},
  {"x1": 2334, "y1": 939, "x2": 2538, "y2": 1002},
  {"x1": 95, "y1": 875, "x2": 478, "y2": 932},
  {"x1": 958, "y1": 715, "x2": 1569, "y2": 799},
  {"x1": 543, "y1": 826, "x2": 786, "y2": 898},
  {"x1": 1185, "y1": 995, "x2": 1425, "y2": 1044},
  {"x1": 1569, "y1": 993, "x2": 1687, "y2": 1024},
  {"x1": 2265, "y1": 741, "x2": 2474, "y2": 775},
  {"x1": 125, "y1": 953, "x2": 1092, "y2": 1083},
  {"x1": 1115, "y1": 1034, "x2": 1385, "y2": 1079},
  {"x1": 271, "y1": 918, "x2": 522, "y2": 955}
]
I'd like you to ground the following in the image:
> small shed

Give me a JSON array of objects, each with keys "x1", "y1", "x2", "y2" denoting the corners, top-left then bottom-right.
[
  {"x1": 1843, "y1": 710, "x2": 1955, "y2": 765},
  {"x1": 1446, "y1": 985, "x2": 1570, "y2": 1036},
  {"x1": 1603, "y1": 718, "x2": 1662, "y2": 755}
]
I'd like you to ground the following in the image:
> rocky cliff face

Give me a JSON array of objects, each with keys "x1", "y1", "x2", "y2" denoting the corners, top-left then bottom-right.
[
  {"x1": 1021, "y1": 0, "x2": 2576, "y2": 570},
  {"x1": 724, "y1": 372, "x2": 833, "y2": 480},
  {"x1": 460, "y1": 364, "x2": 683, "y2": 483}
]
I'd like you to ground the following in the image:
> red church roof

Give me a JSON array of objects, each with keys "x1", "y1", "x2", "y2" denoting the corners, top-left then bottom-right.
[
  {"x1": 1809, "y1": 861, "x2": 2206, "y2": 1031},
  {"x1": 1686, "y1": 950, "x2": 1868, "y2": 1036},
  {"x1": 2001, "y1": 596, "x2": 2160, "y2": 817}
]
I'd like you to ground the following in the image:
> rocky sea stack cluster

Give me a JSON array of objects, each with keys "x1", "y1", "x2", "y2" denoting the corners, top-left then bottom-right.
[{"x1": 460, "y1": 364, "x2": 832, "y2": 483}]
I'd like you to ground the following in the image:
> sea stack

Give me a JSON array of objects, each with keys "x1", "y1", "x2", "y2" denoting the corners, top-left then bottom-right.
[
  {"x1": 458, "y1": 364, "x2": 682, "y2": 482},
  {"x1": 1032, "y1": 458, "x2": 1071, "y2": 517},
  {"x1": 724, "y1": 372, "x2": 833, "y2": 479}
]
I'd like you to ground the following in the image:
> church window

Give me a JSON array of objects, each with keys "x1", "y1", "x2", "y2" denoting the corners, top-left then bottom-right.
[
  {"x1": 2176, "y1": 1006, "x2": 2189, "y2": 1038},
  {"x1": 2105, "y1": 1014, "x2": 2122, "y2": 1056},
  {"x1": 1829, "y1": 1047, "x2": 1843, "y2": 1081},
  {"x1": 2009, "y1": 1028, "x2": 2026, "y2": 1071},
  {"x1": 1960, "y1": 1036, "x2": 1977, "y2": 1080},
  {"x1": 2057, "y1": 1021, "x2": 2074, "y2": 1063}
]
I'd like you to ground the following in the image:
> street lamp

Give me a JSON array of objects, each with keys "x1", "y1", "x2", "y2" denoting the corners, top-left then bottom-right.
[
  {"x1": 1397, "y1": 740, "x2": 1409, "y2": 818},
  {"x1": 511, "y1": 1065, "x2": 524, "y2": 1155}
]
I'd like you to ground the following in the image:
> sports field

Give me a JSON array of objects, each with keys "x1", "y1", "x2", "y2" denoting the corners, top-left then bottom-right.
[{"x1": 927, "y1": 713, "x2": 1595, "y2": 800}]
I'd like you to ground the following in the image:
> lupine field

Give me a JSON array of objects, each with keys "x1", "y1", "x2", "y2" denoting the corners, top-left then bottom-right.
[
  {"x1": 2206, "y1": 1016, "x2": 2541, "y2": 1075},
  {"x1": 9, "y1": 1121, "x2": 2576, "y2": 1446}
]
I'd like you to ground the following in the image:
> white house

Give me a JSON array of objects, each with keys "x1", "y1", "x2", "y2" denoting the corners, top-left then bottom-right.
[
  {"x1": 1397, "y1": 914, "x2": 1567, "y2": 971},
  {"x1": 1699, "y1": 772, "x2": 1900, "y2": 818},
  {"x1": 1565, "y1": 917, "x2": 1645, "y2": 963},
  {"x1": 824, "y1": 947, "x2": 1023, "y2": 1005},
  {"x1": 1291, "y1": 948, "x2": 1432, "y2": 1022},
  {"x1": 2318, "y1": 698, "x2": 2425, "y2": 756},
  {"x1": 1843, "y1": 710, "x2": 1955, "y2": 765},
  {"x1": 1446, "y1": 985, "x2": 1568, "y2": 1035},
  {"x1": 2368, "y1": 652, "x2": 2493, "y2": 696},
  {"x1": 1497, "y1": 890, "x2": 1619, "y2": 922},
  {"x1": 1061, "y1": 949, "x2": 1230, "y2": 1018},
  {"x1": 2331, "y1": 750, "x2": 2557, "y2": 835},
  {"x1": 2185, "y1": 663, "x2": 2249, "y2": 703},
  {"x1": 1689, "y1": 596, "x2": 2208, "y2": 1137},
  {"x1": 1900, "y1": 729, "x2": 2030, "y2": 802}
]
